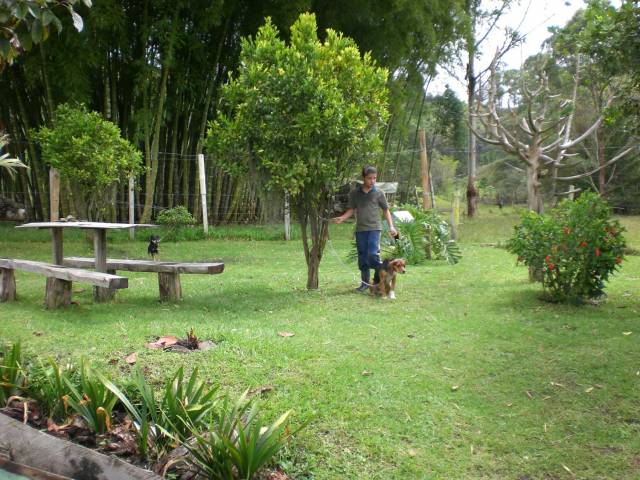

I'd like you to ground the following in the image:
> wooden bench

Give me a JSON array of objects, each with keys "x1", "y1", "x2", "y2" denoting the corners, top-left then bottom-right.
[
  {"x1": 0, "y1": 258, "x2": 128, "y2": 309},
  {"x1": 62, "y1": 257, "x2": 224, "y2": 302}
]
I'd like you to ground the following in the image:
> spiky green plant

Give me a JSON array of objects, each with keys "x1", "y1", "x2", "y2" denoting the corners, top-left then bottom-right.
[
  {"x1": 64, "y1": 360, "x2": 117, "y2": 434},
  {"x1": 26, "y1": 358, "x2": 78, "y2": 421},
  {"x1": 0, "y1": 342, "x2": 25, "y2": 405},
  {"x1": 182, "y1": 391, "x2": 291, "y2": 480}
]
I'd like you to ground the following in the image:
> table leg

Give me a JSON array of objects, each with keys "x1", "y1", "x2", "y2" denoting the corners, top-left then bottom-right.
[
  {"x1": 52, "y1": 228, "x2": 63, "y2": 265},
  {"x1": 93, "y1": 228, "x2": 114, "y2": 302}
]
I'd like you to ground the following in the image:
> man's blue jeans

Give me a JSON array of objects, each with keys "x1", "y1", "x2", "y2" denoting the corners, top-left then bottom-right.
[{"x1": 355, "y1": 230, "x2": 381, "y2": 285}]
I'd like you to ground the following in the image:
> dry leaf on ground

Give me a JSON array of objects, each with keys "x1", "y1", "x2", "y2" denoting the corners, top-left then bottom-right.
[
  {"x1": 146, "y1": 335, "x2": 179, "y2": 349},
  {"x1": 125, "y1": 352, "x2": 137, "y2": 364},
  {"x1": 278, "y1": 332, "x2": 295, "y2": 337}
]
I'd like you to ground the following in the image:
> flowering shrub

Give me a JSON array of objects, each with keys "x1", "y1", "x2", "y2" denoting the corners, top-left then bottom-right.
[{"x1": 506, "y1": 192, "x2": 626, "y2": 302}]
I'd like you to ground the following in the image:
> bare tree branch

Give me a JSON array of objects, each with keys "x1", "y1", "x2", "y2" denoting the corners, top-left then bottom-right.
[{"x1": 557, "y1": 146, "x2": 637, "y2": 181}]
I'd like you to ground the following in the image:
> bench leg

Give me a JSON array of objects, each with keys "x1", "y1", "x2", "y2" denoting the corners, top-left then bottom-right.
[
  {"x1": 0, "y1": 268, "x2": 16, "y2": 302},
  {"x1": 93, "y1": 269, "x2": 117, "y2": 302},
  {"x1": 158, "y1": 272, "x2": 182, "y2": 302},
  {"x1": 45, "y1": 278, "x2": 72, "y2": 309}
]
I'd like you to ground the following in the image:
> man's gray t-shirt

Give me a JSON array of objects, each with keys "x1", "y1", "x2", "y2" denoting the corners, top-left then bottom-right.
[{"x1": 347, "y1": 185, "x2": 388, "y2": 231}]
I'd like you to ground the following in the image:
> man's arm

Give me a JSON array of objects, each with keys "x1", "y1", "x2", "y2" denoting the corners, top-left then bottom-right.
[
  {"x1": 331, "y1": 208, "x2": 354, "y2": 224},
  {"x1": 383, "y1": 209, "x2": 398, "y2": 237}
]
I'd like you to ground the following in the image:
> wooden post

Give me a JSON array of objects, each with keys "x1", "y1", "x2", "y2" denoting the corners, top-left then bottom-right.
[
  {"x1": 0, "y1": 268, "x2": 16, "y2": 302},
  {"x1": 52, "y1": 228, "x2": 63, "y2": 265},
  {"x1": 284, "y1": 192, "x2": 291, "y2": 241},
  {"x1": 569, "y1": 184, "x2": 575, "y2": 201},
  {"x1": 158, "y1": 272, "x2": 182, "y2": 302},
  {"x1": 197, "y1": 154, "x2": 208, "y2": 235},
  {"x1": 49, "y1": 168, "x2": 60, "y2": 221},
  {"x1": 418, "y1": 129, "x2": 432, "y2": 210},
  {"x1": 450, "y1": 191, "x2": 461, "y2": 240},
  {"x1": 93, "y1": 228, "x2": 114, "y2": 302},
  {"x1": 45, "y1": 278, "x2": 71, "y2": 309},
  {"x1": 128, "y1": 176, "x2": 135, "y2": 240}
]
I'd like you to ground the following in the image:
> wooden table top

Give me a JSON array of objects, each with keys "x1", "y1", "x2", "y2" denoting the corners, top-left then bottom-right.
[{"x1": 16, "y1": 222, "x2": 158, "y2": 230}]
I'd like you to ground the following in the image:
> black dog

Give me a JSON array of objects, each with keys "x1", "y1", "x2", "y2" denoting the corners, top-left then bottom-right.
[{"x1": 147, "y1": 235, "x2": 160, "y2": 261}]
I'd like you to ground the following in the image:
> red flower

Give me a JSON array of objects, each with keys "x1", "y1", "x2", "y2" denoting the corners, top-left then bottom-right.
[
  {"x1": 595, "y1": 248, "x2": 601, "y2": 257},
  {"x1": 615, "y1": 257, "x2": 622, "y2": 264},
  {"x1": 545, "y1": 255, "x2": 551, "y2": 263},
  {"x1": 563, "y1": 227, "x2": 571, "y2": 235},
  {"x1": 548, "y1": 263, "x2": 555, "y2": 271},
  {"x1": 580, "y1": 241, "x2": 588, "y2": 248}
]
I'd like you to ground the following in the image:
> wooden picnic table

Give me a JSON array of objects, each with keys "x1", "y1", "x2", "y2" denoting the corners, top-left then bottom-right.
[{"x1": 16, "y1": 221, "x2": 157, "y2": 302}]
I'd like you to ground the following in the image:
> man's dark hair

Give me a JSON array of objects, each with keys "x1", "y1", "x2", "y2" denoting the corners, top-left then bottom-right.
[{"x1": 362, "y1": 165, "x2": 377, "y2": 177}]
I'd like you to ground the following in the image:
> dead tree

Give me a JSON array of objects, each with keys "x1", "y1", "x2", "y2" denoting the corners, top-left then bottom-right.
[{"x1": 470, "y1": 53, "x2": 636, "y2": 214}]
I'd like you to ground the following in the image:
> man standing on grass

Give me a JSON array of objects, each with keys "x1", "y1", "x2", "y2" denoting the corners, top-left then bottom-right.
[{"x1": 332, "y1": 165, "x2": 398, "y2": 293}]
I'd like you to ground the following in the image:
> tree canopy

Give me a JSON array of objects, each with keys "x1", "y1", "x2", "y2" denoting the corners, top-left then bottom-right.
[{"x1": 207, "y1": 13, "x2": 389, "y2": 289}]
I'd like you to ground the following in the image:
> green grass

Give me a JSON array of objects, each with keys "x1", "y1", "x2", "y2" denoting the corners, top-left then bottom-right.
[{"x1": 1, "y1": 214, "x2": 639, "y2": 479}]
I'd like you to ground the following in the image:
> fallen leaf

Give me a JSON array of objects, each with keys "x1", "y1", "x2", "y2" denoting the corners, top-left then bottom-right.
[
  {"x1": 248, "y1": 385, "x2": 275, "y2": 397},
  {"x1": 505, "y1": 402, "x2": 513, "y2": 407},
  {"x1": 361, "y1": 370, "x2": 372, "y2": 376},
  {"x1": 544, "y1": 423, "x2": 548, "y2": 432},
  {"x1": 451, "y1": 385, "x2": 459, "y2": 391},
  {"x1": 33, "y1": 331, "x2": 43, "y2": 337},
  {"x1": 108, "y1": 358, "x2": 118, "y2": 365},
  {"x1": 407, "y1": 448, "x2": 417, "y2": 457},
  {"x1": 146, "y1": 335, "x2": 179, "y2": 349},
  {"x1": 125, "y1": 352, "x2": 137, "y2": 364},
  {"x1": 623, "y1": 331, "x2": 632, "y2": 336},
  {"x1": 551, "y1": 382, "x2": 565, "y2": 388},
  {"x1": 585, "y1": 387, "x2": 594, "y2": 393},
  {"x1": 562, "y1": 464, "x2": 575, "y2": 477},
  {"x1": 594, "y1": 384, "x2": 604, "y2": 389},
  {"x1": 542, "y1": 395, "x2": 551, "y2": 400},
  {"x1": 278, "y1": 332, "x2": 295, "y2": 337},
  {"x1": 525, "y1": 390, "x2": 534, "y2": 399}
]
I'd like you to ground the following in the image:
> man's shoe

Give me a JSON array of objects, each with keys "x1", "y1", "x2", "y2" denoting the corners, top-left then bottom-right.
[{"x1": 354, "y1": 283, "x2": 369, "y2": 293}]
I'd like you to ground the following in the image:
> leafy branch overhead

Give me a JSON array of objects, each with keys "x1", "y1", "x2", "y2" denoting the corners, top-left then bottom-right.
[{"x1": 0, "y1": 0, "x2": 91, "y2": 68}]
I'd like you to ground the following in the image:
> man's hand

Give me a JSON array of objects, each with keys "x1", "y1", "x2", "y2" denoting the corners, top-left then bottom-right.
[
  {"x1": 389, "y1": 226, "x2": 398, "y2": 238},
  {"x1": 331, "y1": 217, "x2": 344, "y2": 224}
]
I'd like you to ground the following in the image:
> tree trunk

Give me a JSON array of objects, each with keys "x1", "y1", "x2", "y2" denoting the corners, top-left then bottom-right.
[
  {"x1": 465, "y1": 0, "x2": 481, "y2": 218},
  {"x1": 296, "y1": 199, "x2": 329, "y2": 290},
  {"x1": 597, "y1": 126, "x2": 606, "y2": 195},
  {"x1": 526, "y1": 164, "x2": 543, "y2": 214},
  {"x1": 466, "y1": 51, "x2": 478, "y2": 218},
  {"x1": 141, "y1": 62, "x2": 170, "y2": 223}
]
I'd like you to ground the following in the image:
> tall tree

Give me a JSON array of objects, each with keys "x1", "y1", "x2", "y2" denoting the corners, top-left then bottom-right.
[
  {"x1": 207, "y1": 13, "x2": 389, "y2": 289},
  {"x1": 471, "y1": 54, "x2": 634, "y2": 213}
]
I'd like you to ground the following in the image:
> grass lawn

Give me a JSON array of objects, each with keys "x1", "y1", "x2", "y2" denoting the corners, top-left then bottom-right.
[{"x1": 1, "y1": 211, "x2": 639, "y2": 479}]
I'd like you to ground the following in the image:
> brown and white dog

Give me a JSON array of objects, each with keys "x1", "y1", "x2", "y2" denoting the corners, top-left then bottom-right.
[{"x1": 371, "y1": 258, "x2": 406, "y2": 300}]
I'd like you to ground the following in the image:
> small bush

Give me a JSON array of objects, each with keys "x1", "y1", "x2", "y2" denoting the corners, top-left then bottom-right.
[
  {"x1": 156, "y1": 206, "x2": 197, "y2": 241},
  {"x1": 506, "y1": 192, "x2": 626, "y2": 302}
]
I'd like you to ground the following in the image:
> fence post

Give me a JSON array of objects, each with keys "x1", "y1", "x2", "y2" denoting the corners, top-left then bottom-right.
[
  {"x1": 128, "y1": 176, "x2": 135, "y2": 240},
  {"x1": 450, "y1": 190, "x2": 461, "y2": 240},
  {"x1": 418, "y1": 129, "x2": 432, "y2": 209},
  {"x1": 49, "y1": 168, "x2": 59, "y2": 221},
  {"x1": 284, "y1": 191, "x2": 291, "y2": 240},
  {"x1": 198, "y1": 154, "x2": 209, "y2": 235}
]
